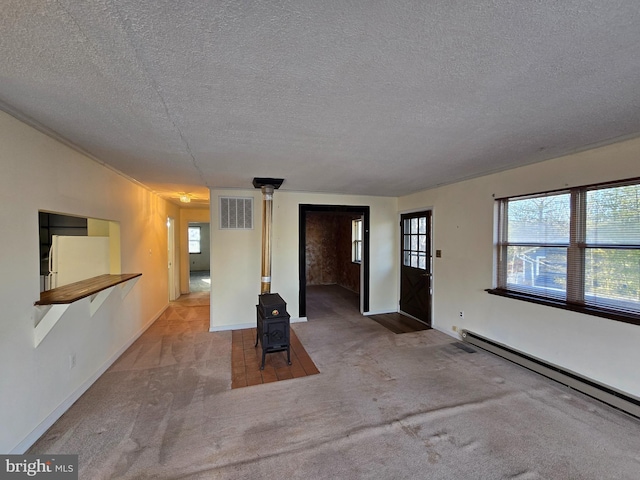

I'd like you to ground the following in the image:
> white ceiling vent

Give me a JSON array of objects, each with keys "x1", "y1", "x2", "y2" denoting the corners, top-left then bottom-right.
[{"x1": 219, "y1": 197, "x2": 253, "y2": 230}]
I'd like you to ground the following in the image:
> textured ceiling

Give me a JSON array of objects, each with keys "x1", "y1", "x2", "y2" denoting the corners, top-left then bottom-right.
[{"x1": 2, "y1": 1, "x2": 640, "y2": 203}]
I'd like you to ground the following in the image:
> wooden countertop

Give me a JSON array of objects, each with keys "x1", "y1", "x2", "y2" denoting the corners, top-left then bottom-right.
[{"x1": 35, "y1": 273, "x2": 142, "y2": 306}]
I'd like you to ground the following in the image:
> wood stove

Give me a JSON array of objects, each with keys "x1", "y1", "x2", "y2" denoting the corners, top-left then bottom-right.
[{"x1": 255, "y1": 293, "x2": 291, "y2": 370}]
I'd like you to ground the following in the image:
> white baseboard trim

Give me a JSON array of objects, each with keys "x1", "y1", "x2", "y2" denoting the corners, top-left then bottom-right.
[
  {"x1": 461, "y1": 329, "x2": 640, "y2": 419},
  {"x1": 290, "y1": 317, "x2": 307, "y2": 323},
  {"x1": 11, "y1": 304, "x2": 168, "y2": 454},
  {"x1": 363, "y1": 309, "x2": 396, "y2": 316},
  {"x1": 209, "y1": 322, "x2": 255, "y2": 332}
]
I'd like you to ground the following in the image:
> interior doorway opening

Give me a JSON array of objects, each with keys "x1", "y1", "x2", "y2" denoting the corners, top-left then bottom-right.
[
  {"x1": 188, "y1": 222, "x2": 211, "y2": 293},
  {"x1": 298, "y1": 205, "x2": 370, "y2": 318}
]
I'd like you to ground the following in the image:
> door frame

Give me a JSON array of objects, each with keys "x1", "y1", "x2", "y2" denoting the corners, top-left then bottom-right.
[
  {"x1": 399, "y1": 208, "x2": 433, "y2": 326},
  {"x1": 298, "y1": 204, "x2": 370, "y2": 317},
  {"x1": 187, "y1": 221, "x2": 211, "y2": 293},
  {"x1": 167, "y1": 217, "x2": 178, "y2": 301}
]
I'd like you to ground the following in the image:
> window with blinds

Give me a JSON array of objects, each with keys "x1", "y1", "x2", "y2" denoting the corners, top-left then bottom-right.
[
  {"x1": 219, "y1": 197, "x2": 253, "y2": 230},
  {"x1": 495, "y1": 178, "x2": 640, "y2": 321}
]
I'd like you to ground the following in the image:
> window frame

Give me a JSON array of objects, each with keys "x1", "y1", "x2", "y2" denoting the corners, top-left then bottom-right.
[
  {"x1": 188, "y1": 226, "x2": 202, "y2": 254},
  {"x1": 401, "y1": 213, "x2": 429, "y2": 270},
  {"x1": 488, "y1": 177, "x2": 640, "y2": 327},
  {"x1": 352, "y1": 218, "x2": 363, "y2": 264}
]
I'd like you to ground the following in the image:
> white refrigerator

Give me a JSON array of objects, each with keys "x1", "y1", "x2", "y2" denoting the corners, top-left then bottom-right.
[{"x1": 48, "y1": 235, "x2": 110, "y2": 289}]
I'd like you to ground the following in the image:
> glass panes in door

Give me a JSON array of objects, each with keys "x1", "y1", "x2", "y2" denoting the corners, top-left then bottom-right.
[{"x1": 403, "y1": 215, "x2": 428, "y2": 269}]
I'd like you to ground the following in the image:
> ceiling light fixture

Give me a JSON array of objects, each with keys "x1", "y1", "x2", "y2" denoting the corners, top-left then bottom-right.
[{"x1": 179, "y1": 194, "x2": 191, "y2": 203}]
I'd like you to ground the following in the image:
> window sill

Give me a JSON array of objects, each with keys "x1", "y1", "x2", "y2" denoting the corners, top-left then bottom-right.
[{"x1": 486, "y1": 288, "x2": 640, "y2": 327}]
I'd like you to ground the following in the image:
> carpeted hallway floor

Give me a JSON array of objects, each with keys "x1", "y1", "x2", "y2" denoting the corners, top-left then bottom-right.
[{"x1": 29, "y1": 286, "x2": 640, "y2": 479}]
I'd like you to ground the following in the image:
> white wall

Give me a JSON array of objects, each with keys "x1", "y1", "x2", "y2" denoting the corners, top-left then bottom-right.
[
  {"x1": 209, "y1": 189, "x2": 398, "y2": 330},
  {"x1": 0, "y1": 111, "x2": 178, "y2": 453},
  {"x1": 398, "y1": 137, "x2": 640, "y2": 398}
]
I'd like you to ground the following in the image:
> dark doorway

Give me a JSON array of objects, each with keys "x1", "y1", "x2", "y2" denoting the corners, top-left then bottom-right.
[
  {"x1": 400, "y1": 210, "x2": 432, "y2": 325},
  {"x1": 299, "y1": 205, "x2": 370, "y2": 318}
]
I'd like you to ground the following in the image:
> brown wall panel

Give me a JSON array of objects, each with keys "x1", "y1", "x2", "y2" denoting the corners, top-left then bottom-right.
[{"x1": 306, "y1": 213, "x2": 360, "y2": 293}]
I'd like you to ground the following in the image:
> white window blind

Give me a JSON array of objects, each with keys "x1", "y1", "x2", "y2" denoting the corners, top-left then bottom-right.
[
  {"x1": 583, "y1": 183, "x2": 640, "y2": 314},
  {"x1": 499, "y1": 192, "x2": 570, "y2": 300}
]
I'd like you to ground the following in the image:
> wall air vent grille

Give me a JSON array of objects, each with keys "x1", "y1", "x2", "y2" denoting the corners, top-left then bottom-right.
[{"x1": 219, "y1": 197, "x2": 253, "y2": 230}]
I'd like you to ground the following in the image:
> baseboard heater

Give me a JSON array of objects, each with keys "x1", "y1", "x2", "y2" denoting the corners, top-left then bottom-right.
[{"x1": 461, "y1": 329, "x2": 640, "y2": 419}]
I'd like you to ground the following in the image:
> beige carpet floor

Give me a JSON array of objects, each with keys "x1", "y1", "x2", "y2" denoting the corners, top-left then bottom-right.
[{"x1": 29, "y1": 286, "x2": 640, "y2": 479}]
